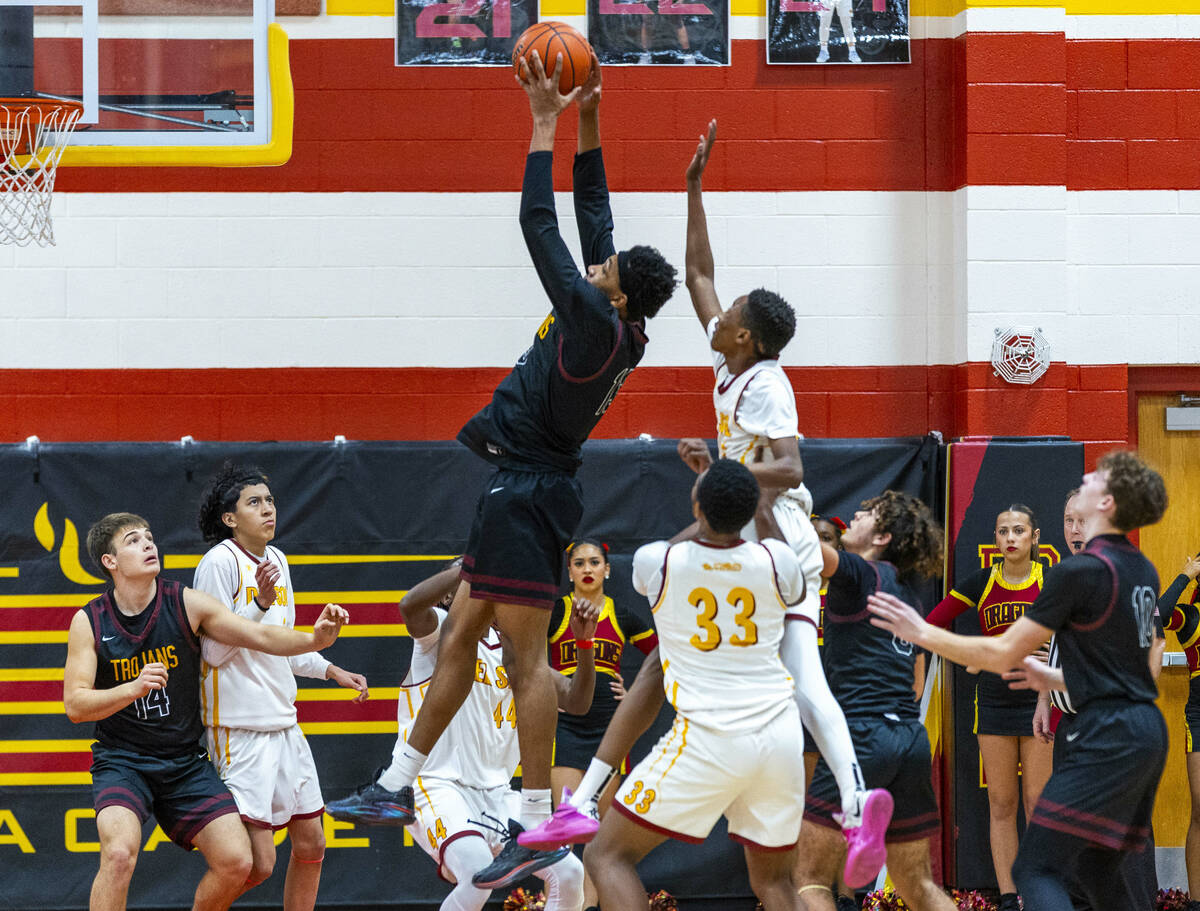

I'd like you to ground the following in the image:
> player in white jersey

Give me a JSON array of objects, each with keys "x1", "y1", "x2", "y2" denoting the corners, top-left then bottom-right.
[
  {"x1": 194, "y1": 464, "x2": 367, "y2": 911},
  {"x1": 327, "y1": 560, "x2": 598, "y2": 909},
  {"x1": 580, "y1": 460, "x2": 887, "y2": 911},
  {"x1": 676, "y1": 120, "x2": 822, "y2": 633}
]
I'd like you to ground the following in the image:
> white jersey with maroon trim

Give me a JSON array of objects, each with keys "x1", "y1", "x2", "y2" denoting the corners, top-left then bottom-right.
[
  {"x1": 632, "y1": 537, "x2": 803, "y2": 733},
  {"x1": 195, "y1": 539, "x2": 330, "y2": 732},
  {"x1": 708, "y1": 316, "x2": 813, "y2": 515},
  {"x1": 398, "y1": 608, "x2": 518, "y2": 790}
]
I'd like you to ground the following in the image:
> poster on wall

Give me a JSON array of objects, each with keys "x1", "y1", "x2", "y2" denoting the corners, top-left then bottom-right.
[
  {"x1": 396, "y1": 0, "x2": 537, "y2": 65},
  {"x1": 588, "y1": 0, "x2": 730, "y2": 66},
  {"x1": 766, "y1": 0, "x2": 908, "y2": 64}
]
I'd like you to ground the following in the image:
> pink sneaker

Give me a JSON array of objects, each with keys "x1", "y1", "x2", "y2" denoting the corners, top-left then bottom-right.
[
  {"x1": 841, "y1": 788, "x2": 893, "y2": 889},
  {"x1": 515, "y1": 789, "x2": 599, "y2": 850}
]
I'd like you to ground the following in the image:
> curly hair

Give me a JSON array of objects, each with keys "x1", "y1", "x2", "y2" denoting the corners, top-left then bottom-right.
[
  {"x1": 697, "y1": 459, "x2": 760, "y2": 535},
  {"x1": 1097, "y1": 450, "x2": 1167, "y2": 532},
  {"x1": 742, "y1": 288, "x2": 796, "y2": 359},
  {"x1": 198, "y1": 462, "x2": 271, "y2": 544},
  {"x1": 862, "y1": 490, "x2": 943, "y2": 580},
  {"x1": 86, "y1": 512, "x2": 150, "y2": 579},
  {"x1": 620, "y1": 245, "x2": 678, "y2": 323}
]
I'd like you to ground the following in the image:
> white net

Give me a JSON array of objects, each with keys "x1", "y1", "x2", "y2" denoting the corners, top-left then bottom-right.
[
  {"x1": 0, "y1": 99, "x2": 83, "y2": 247},
  {"x1": 991, "y1": 326, "x2": 1050, "y2": 385}
]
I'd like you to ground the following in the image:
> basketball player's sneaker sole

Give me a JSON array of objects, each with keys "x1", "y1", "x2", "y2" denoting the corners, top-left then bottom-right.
[
  {"x1": 472, "y1": 820, "x2": 572, "y2": 889},
  {"x1": 842, "y1": 788, "x2": 893, "y2": 889},
  {"x1": 516, "y1": 791, "x2": 599, "y2": 849},
  {"x1": 325, "y1": 782, "x2": 415, "y2": 827}
]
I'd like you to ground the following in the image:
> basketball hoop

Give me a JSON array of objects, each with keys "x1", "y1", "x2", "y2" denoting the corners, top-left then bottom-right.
[{"x1": 0, "y1": 98, "x2": 84, "y2": 247}]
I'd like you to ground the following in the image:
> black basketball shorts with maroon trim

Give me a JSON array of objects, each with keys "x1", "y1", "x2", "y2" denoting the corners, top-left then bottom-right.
[
  {"x1": 1024, "y1": 698, "x2": 1166, "y2": 855},
  {"x1": 90, "y1": 743, "x2": 239, "y2": 850},
  {"x1": 805, "y1": 717, "x2": 939, "y2": 843},
  {"x1": 461, "y1": 468, "x2": 584, "y2": 610}
]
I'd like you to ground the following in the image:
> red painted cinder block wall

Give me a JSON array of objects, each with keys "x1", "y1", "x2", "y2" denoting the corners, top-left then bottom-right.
[{"x1": 0, "y1": 365, "x2": 1131, "y2": 464}]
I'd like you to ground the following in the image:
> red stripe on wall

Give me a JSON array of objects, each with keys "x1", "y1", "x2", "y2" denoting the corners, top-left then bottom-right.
[
  {"x1": 46, "y1": 35, "x2": 1200, "y2": 192},
  {"x1": 0, "y1": 364, "x2": 1130, "y2": 464}
]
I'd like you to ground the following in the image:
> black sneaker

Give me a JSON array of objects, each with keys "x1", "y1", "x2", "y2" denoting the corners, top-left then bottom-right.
[
  {"x1": 835, "y1": 894, "x2": 859, "y2": 911},
  {"x1": 470, "y1": 819, "x2": 571, "y2": 889},
  {"x1": 325, "y1": 780, "x2": 414, "y2": 827},
  {"x1": 998, "y1": 893, "x2": 1021, "y2": 911}
]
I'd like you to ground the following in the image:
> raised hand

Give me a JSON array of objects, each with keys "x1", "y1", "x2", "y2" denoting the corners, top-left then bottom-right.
[
  {"x1": 677, "y1": 437, "x2": 713, "y2": 474},
  {"x1": 254, "y1": 559, "x2": 281, "y2": 610},
  {"x1": 570, "y1": 595, "x2": 601, "y2": 642},
  {"x1": 518, "y1": 49, "x2": 581, "y2": 122},
  {"x1": 685, "y1": 119, "x2": 717, "y2": 186},
  {"x1": 312, "y1": 603, "x2": 349, "y2": 650},
  {"x1": 1183, "y1": 552, "x2": 1200, "y2": 581},
  {"x1": 577, "y1": 50, "x2": 602, "y2": 115}
]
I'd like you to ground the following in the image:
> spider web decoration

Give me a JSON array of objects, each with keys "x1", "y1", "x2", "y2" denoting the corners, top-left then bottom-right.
[{"x1": 991, "y1": 326, "x2": 1050, "y2": 385}]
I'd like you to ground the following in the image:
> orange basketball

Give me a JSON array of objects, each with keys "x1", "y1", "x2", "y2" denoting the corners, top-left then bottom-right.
[{"x1": 512, "y1": 21, "x2": 593, "y2": 96}]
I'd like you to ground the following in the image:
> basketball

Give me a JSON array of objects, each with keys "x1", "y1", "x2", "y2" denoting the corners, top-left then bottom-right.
[{"x1": 511, "y1": 21, "x2": 593, "y2": 96}]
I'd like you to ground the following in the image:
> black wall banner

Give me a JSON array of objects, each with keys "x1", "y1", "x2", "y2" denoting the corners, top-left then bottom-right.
[
  {"x1": 941, "y1": 438, "x2": 1084, "y2": 889},
  {"x1": 587, "y1": 0, "x2": 729, "y2": 66},
  {"x1": 0, "y1": 436, "x2": 941, "y2": 909},
  {"x1": 396, "y1": 0, "x2": 537, "y2": 65},
  {"x1": 766, "y1": 0, "x2": 909, "y2": 64}
]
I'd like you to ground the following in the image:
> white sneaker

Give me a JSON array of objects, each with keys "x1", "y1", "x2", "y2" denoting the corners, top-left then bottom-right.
[
  {"x1": 848, "y1": 46, "x2": 861, "y2": 62},
  {"x1": 815, "y1": 46, "x2": 830, "y2": 63}
]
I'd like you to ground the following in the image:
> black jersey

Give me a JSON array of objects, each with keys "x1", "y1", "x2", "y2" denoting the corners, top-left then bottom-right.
[
  {"x1": 457, "y1": 149, "x2": 647, "y2": 475},
  {"x1": 86, "y1": 580, "x2": 204, "y2": 758},
  {"x1": 1025, "y1": 534, "x2": 1160, "y2": 710},
  {"x1": 823, "y1": 551, "x2": 921, "y2": 721}
]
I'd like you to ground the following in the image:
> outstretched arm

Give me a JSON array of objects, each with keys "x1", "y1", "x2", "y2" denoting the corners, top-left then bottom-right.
[
  {"x1": 684, "y1": 119, "x2": 721, "y2": 328},
  {"x1": 187, "y1": 587, "x2": 347, "y2": 656},
  {"x1": 870, "y1": 592, "x2": 1052, "y2": 675},
  {"x1": 576, "y1": 51, "x2": 601, "y2": 155},
  {"x1": 781, "y1": 619, "x2": 865, "y2": 819},
  {"x1": 399, "y1": 561, "x2": 463, "y2": 639}
]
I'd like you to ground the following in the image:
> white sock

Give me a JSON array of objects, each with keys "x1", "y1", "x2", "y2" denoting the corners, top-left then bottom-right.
[
  {"x1": 379, "y1": 744, "x2": 427, "y2": 791},
  {"x1": 520, "y1": 788, "x2": 553, "y2": 828},
  {"x1": 534, "y1": 852, "x2": 584, "y2": 911},
  {"x1": 569, "y1": 758, "x2": 616, "y2": 809}
]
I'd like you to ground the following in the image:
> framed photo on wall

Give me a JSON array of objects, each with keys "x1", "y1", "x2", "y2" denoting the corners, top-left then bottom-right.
[
  {"x1": 397, "y1": 0, "x2": 538, "y2": 65},
  {"x1": 587, "y1": 0, "x2": 730, "y2": 66},
  {"x1": 767, "y1": 0, "x2": 908, "y2": 64}
]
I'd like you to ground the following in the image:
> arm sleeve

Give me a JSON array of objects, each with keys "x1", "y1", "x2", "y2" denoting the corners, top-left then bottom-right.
[
  {"x1": 735, "y1": 374, "x2": 799, "y2": 441},
  {"x1": 194, "y1": 546, "x2": 261, "y2": 669},
  {"x1": 632, "y1": 541, "x2": 671, "y2": 602},
  {"x1": 1161, "y1": 573, "x2": 1194, "y2": 618},
  {"x1": 780, "y1": 619, "x2": 863, "y2": 814},
  {"x1": 926, "y1": 592, "x2": 974, "y2": 629},
  {"x1": 572, "y1": 148, "x2": 616, "y2": 269},
  {"x1": 763, "y1": 538, "x2": 806, "y2": 612}
]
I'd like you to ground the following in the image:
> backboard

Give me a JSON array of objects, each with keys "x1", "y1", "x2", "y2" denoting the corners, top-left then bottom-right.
[{"x1": 0, "y1": 0, "x2": 290, "y2": 167}]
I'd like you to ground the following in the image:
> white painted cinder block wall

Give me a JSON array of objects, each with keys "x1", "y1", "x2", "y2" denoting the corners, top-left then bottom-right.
[{"x1": 3, "y1": 188, "x2": 1197, "y2": 369}]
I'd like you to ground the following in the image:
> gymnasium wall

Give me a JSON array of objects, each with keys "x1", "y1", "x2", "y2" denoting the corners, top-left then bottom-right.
[{"x1": 4, "y1": 1, "x2": 1198, "y2": 458}]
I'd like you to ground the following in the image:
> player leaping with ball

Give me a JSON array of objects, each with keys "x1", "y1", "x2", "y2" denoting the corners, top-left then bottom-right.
[{"x1": 345, "y1": 47, "x2": 678, "y2": 888}]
